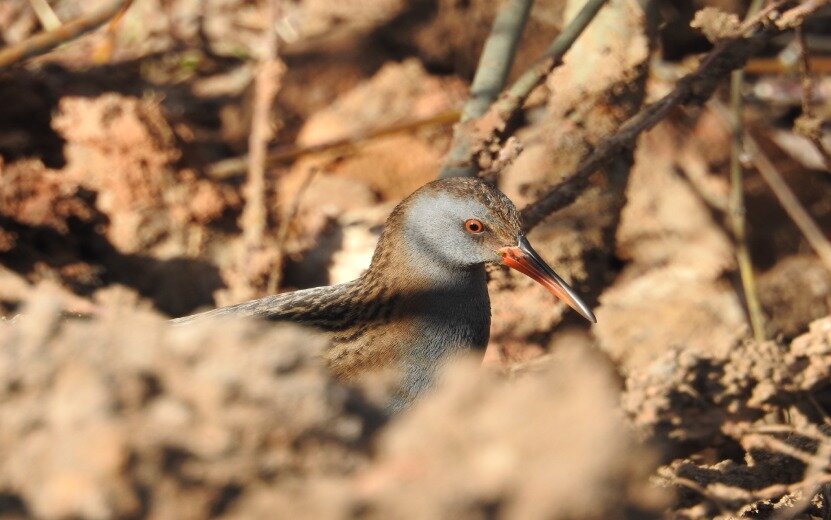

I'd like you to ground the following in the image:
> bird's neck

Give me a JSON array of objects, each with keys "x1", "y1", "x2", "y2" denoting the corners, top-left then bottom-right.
[
  {"x1": 352, "y1": 232, "x2": 491, "y2": 411},
  {"x1": 364, "y1": 222, "x2": 482, "y2": 290}
]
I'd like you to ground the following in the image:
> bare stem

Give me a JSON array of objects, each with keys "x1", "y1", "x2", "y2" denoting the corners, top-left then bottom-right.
[
  {"x1": 726, "y1": 0, "x2": 769, "y2": 344},
  {"x1": 27, "y1": 0, "x2": 61, "y2": 30},
  {"x1": 496, "y1": 0, "x2": 609, "y2": 117},
  {"x1": 517, "y1": 0, "x2": 826, "y2": 231},
  {"x1": 241, "y1": 0, "x2": 284, "y2": 249},
  {"x1": 440, "y1": 0, "x2": 609, "y2": 179},
  {"x1": 739, "y1": 0, "x2": 789, "y2": 33},
  {"x1": 771, "y1": 436, "x2": 831, "y2": 520},
  {"x1": 209, "y1": 109, "x2": 460, "y2": 179},
  {"x1": 747, "y1": 134, "x2": 831, "y2": 272},
  {"x1": 267, "y1": 168, "x2": 319, "y2": 294},
  {"x1": 90, "y1": 0, "x2": 134, "y2": 64},
  {"x1": 0, "y1": 0, "x2": 131, "y2": 68},
  {"x1": 728, "y1": 69, "x2": 767, "y2": 343},
  {"x1": 520, "y1": 32, "x2": 769, "y2": 230},
  {"x1": 797, "y1": 25, "x2": 815, "y2": 116},
  {"x1": 796, "y1": 25, "x2": 831, "y2": 171},
  {"x1": 463, "y1": 0, "x2": 533, "y2": 123},
  {"x1": 712, "y1": 100, "x2": 831, "y2": 272},
  {"x1": 439, "y1": 0, "x2": 533, "y2": 179}
]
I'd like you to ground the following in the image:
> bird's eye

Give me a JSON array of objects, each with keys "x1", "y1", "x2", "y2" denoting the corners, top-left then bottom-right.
[{"x1": 464, "y1": 219, "x2": 484, "y2": 234}]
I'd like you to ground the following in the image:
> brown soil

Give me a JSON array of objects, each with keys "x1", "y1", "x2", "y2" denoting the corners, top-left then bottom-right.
[{"x1": 1, "y1": 0, "x2": 831, "y2": 518}]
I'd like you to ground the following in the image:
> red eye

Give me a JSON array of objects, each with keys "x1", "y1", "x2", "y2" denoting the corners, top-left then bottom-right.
[{"x1": 464, "y1": 219, "x2": 484, "y2": 234}]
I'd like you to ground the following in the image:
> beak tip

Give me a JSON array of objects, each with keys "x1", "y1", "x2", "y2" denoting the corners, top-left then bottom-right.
[
  {"x1": 576, "y1": 305, "x2": 597, "y2": 324},
  {"x1": 502, "y1": 239, "x2": 598, "y2": 324}
]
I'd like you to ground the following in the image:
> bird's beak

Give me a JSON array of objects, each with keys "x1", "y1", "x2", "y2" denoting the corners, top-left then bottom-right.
[{"x1": 499, "y1": 236, "x2": 597, "y2": 323}]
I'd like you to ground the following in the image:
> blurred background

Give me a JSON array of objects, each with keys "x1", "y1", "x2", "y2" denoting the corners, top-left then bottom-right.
[{"x1": 0, "y1": 0, "x2": 831, "y2": 518}]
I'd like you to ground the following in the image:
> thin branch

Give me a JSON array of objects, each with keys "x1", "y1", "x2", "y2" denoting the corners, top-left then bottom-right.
[
  {"x1": 439, "y1": 0, "x2": 533, "y2": 179},
  {"x1": 440, "y1": 0, "x2": 610, "y2": 178},
  {"x1": 711, "y1": 100, "x2": 831, "y2": 273},
  {"x1": 776, "y1": 0, "x2": 831, "y2": 29},
  {"x1": 672, "y1": 477, "x2": 732, "y2": 515},
  {"x1": 91, "y1": 0, "x2": 134, "y2": 64},
  {"x1": 520, "y1": 35, "x2": 767, "y2": 230},
  {"x1": 748, "y1": 429, "x2": 831, "y2": 520},
  {"x1": 727, "y1": 0, "x2": 767, "y2": 344},
  {"x1": 495, "y1": 0, "x2": 610, "y2": 118},
  {"x1": 0, "y1": 0, "x2": 130, "y2": 68},
  {"x1": 797, "y1": 26, "x2": 815, "y2": 114},
  {"x1": 744, "y1": 433, "x2": 824, "y2": 469},
  {"x1": 677, "y1": 426, "x2": 831, "y2": 517},
  {"x1": 772, "y1": 436, "x2": 831, "y2": 520},
  {"x1": 744, "y1": 142, "x2": 831, "y2": 271},
  {"x1": 241, "y1": 0, "x2": 283, "y2": 249},
  {"x1": 674, "y1": 473, "x2": 831, "y2": 514},
  {"x1": 712, "y1": 101, "x2": 831, "y2": 270},
  {"x1": 462, "y1": 0, "x2": 533, "y2": 123},
  {"x1": 745, "y1": 56, "x2": 831, "y2": 74},
  {"x1": 518, "y1": 0, "x2": 824, "y2": 231},
  {"x1": 739, "y1": 0, "x2": 790, "y2": 33},
  {"x1": 27, "y1": 0, "x2": 61, "y2": 30},
  {"x1": 753, "y1": 424, "x2": 827, "y2": 441},
  {"x1": 208, "y1": 109, "x2": 460, "y2": 179},
  {"x1": 795, "y1": 25, "x2": 831, "y2": 171}
]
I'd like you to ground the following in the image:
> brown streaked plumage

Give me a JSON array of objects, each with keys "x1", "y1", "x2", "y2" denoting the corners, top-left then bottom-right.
[{"x1": 174, "y1": 178, "x2": 595, "y2": 410}]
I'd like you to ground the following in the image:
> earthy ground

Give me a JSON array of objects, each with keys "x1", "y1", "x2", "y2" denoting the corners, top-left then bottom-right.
[{"x1": 1, "y1": 0, "x2": 831, "y2": 518}]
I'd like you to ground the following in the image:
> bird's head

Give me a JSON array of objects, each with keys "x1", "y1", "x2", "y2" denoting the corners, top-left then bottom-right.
[{"x1": 386, "y1": 177, "x2": 596, "y2": 323}]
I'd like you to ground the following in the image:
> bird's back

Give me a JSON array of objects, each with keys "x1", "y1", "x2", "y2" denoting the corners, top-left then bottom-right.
[
  {"x1": 171, "y1": 281, "x2": 363, "y2": 329},
  {"x1": 173, "y1": 269, "x2": 490, "y2": 408}
]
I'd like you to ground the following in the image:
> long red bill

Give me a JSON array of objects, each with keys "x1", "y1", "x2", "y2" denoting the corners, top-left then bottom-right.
[{"x1": 499, "y1": 236, "x2": 597, "y2": 323}]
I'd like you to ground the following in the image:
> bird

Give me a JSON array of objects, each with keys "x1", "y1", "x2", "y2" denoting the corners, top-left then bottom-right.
[{"x1": 174, "y1": 177, "x2": 596, "y2": 410}]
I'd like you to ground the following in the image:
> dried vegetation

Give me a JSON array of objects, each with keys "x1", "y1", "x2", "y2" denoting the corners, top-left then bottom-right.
[{"x1": 1, "y1": 0, "x2": 831, "y2": 518}]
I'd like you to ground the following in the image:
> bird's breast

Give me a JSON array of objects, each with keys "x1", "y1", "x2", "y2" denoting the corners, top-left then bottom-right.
[{"x1": 325, "y1": 274, "x2": 490, "y2": 410}]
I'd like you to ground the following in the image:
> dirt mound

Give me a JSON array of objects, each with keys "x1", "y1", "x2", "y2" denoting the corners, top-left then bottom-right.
[
  {"x1": 0, "y1": 294, "x2": 664, "y2": 519},
  {"x1": 1, "y1": 0, "x2": 830, "y2": 517},
  {"x1": 626, "y1": 317, "x2": 831, "y2": 517},
  {"x1": 354, "y1": 346, "x2": 666, "y2": 520},
  {"x1": 0, "y1": 295, "x2": 378, "y2": 519}
]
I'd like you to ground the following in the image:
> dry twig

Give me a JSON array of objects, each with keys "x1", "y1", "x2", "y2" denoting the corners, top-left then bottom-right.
[
  {"x1": 772, "y1": 434, "x2": 831, "y2": 520},
  {"x1": 745, "y1": 55, "x2": 831, "y2": 74},
  {"x1": 91, "y1": 0, "x2": 135, "y2": 64},
  {"x1": 673, "y1": 477, "x2": 732, "y2": 515},
  {"x1": 795, "y1": 25, "x2": 831, "y2": 171},
  {"x1": 777, "y1": 0, "x2": 831, "y2": 29},
  {"x1": 676, "y1": 426, "x2": 831, "y2": 517},
  {"x1": 520, "y1": 38, "x2": 763, "y2": 230},
  {"x1": 711, "y1": 100, "x2": 831, "y2": 273},
  {"x1": 0, "y1": 0, "x2": 131, "y2": 68},
  {"x1": 744, "y1": 433, "x2": 822, "y2": 467},
  {"x1": 440, "y1": 0, "x2": 532, "y2": 179},
  {"x1": 208, "y1": 109, "x2": 460, "y2": 179},
  {"x1": 440, "y1": 0, "x2": 610, "y2": 178},
  {"x1": 519, "y1": 0, "x2": 825, "y2": 231},
  {"x1": 27, "y1": 0, "x2": 61, "y2": 30},
  {"x1": 726, "y1": 0, "x2": 767, "y2": 344},
  {"x1": 747, "y1": 132, "x2": 831, "y2": 274},
  {"x1": 240, "y1": 0, "x2": 284, "y2": 249},
  {"x1": 739, "y1": 0, "x2": 790, "y2": 33},
  {"x1": 495, "y1": 0, "x2": 610, "y2": 118},
  {"x1": 461, "y1": 0, "x2": 532, "y2": 123}
]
